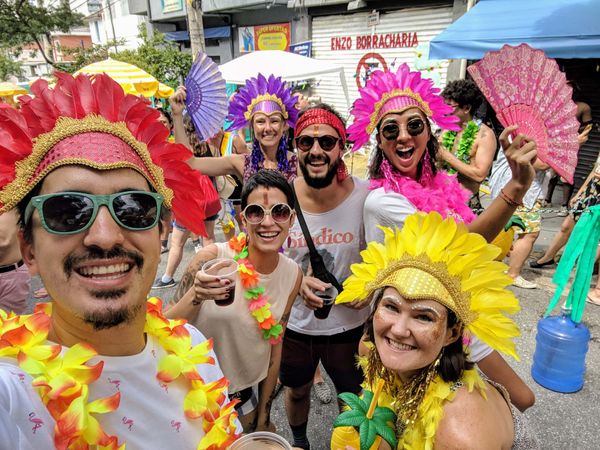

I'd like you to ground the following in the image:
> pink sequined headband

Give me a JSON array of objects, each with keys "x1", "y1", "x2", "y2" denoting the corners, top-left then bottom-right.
[
  {"x1": 348, "y1": 64, "x2": 460, "y2": 151},
  {"x1": 294, "y1": 108, "x2": 347, "y2": 143}
]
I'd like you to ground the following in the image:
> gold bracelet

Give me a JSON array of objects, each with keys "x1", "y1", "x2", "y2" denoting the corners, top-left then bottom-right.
[{"x1": 499, "y1": 188, "x2": 524, "y2": 207}]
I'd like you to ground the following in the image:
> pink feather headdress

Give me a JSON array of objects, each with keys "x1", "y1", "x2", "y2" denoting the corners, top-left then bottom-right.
[
  {"x1": 348, "y1": 64, "x2": 460, "y2": 150},
  {"x1": 0, "y1": 72, "x2": 219, "y2": 236}
]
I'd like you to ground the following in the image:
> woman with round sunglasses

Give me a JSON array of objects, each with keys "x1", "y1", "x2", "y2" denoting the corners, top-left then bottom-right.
[
  {"x1": 166, "y1": 170, "x2": 303, "y2": 433},
  {"x1": 348, "y1": 64, "x2": 537, "y2": 412},
  {"x1": 172, "y1": 74, "x2": 299, "y2": 184}
]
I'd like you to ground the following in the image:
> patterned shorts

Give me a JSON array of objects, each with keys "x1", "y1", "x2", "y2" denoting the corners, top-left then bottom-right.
[{"x1": 514, "y1": 201, "x2": 542, "y2": 234}]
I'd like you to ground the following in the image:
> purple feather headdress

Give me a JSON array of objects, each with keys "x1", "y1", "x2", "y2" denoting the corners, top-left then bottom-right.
[
  {"x1": 348, "y1": 63, "x2": 460, "y2": 151},
  {"x1": 227, "y1": 74, "x2": 298, "y2": 131}
]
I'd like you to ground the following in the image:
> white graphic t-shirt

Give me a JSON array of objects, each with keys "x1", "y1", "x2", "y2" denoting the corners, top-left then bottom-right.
[
  {"x1": 285, "y1": 177, "x2": 371, "y2": 336},
  {"x1": 0, "y1": 324, "x2": 240, "y2": 450}
]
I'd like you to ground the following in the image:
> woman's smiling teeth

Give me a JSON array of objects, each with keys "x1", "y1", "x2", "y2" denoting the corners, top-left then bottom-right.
[
  {"x1": 78, "y1": 263, "x2": 131, "y2": 279},
  {"x1": 396, "y1": 147, "x2": 415, "y2": 160},
  {"x1": 257, "y1": 231, "x2": 280, "y2": 240},
  {"x1": 385, "y1": 337, "x2": 416, "y2": 351}
]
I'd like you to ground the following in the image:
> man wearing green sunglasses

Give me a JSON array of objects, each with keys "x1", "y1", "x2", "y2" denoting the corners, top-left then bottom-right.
[{"x1": 0, "y1": 73, "x2": 240, "y2": 448}]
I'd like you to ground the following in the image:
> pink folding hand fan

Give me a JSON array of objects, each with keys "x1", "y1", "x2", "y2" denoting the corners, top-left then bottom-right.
[{"x1": 468, "y1": 44, "x2": 579, "y2": 183}]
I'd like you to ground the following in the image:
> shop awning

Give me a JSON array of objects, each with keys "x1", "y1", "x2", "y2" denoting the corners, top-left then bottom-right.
[
  {"x1": 164, "y1": 26, "x2": 231, "y2": 42},
  {"x1": 430, "y1": 0, "x2": 600, "y2": 59}
]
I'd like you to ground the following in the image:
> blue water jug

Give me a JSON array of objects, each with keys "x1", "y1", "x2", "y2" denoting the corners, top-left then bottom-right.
[{"x1": 531, "y1": 307, "x2": 591, "y2": 393}]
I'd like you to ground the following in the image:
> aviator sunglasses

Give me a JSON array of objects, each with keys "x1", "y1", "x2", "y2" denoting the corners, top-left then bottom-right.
[
  {"x1": 24, "y1": 191, "x2": 164, "y2": 235},
  {"x1": 242, "y1": 203, "x2": 293, "y2": 224},
  {"x1": 381, "y1": 118, "x2": 426, "y2": 141},
  {"x1": 295, "y1": 135, "x2": 340, "y2": 152}
]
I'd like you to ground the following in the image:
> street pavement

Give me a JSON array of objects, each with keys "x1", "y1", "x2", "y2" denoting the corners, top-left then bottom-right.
[{"x1": 25, "y1": 206, "x2": 600, "y2": 449}]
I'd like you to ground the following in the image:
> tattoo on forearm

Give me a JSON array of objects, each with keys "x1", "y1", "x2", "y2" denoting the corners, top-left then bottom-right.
[
  {"x1": 174, "y1": 271, "x2": 194, "y2": 302},
  {"x1": 264, "y1": 389, "x2": 277, "y2": 419},
  {"x1": 279, "y1": 312, "x2": 290, "y2": 324}
]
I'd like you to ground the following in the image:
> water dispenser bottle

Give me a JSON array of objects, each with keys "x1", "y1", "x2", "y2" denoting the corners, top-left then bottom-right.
[{"x1": 531, "y1": 307, "x2": 591, "y2": 393}]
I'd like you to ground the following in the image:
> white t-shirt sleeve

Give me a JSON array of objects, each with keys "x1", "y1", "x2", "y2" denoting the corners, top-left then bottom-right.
[
  {"x1": 364, "y1": 188, "x2": 417, "y2": 243},
  {"x1": 467, "y1": 336, "x2": 494, "y2": 362}
]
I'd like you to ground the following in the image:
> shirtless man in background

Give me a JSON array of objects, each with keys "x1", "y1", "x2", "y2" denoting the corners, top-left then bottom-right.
[{"x1": 438, "y1": 79, "x2": 497, "y2": 213}]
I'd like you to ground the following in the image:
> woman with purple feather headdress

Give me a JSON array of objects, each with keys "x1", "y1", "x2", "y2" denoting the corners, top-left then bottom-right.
[{"x1": 184, "y1": 73, "x2": 299, "y2": 183}]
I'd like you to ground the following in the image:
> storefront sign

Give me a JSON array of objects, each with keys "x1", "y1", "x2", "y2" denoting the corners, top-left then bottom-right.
[
  {"x1": 255, "y1": 23, "x2": 291, "y2": 50},
  {"x1": 331, "y1": 32, "x2": 418, "y2": 51},
  {"x1": 290, "y1": 41, "x2": 312, "y2": 57},
  {"x1": 355, "y1": 52, "x2": 388, "y2": 89},
  {"x1": 162, "y1": 0, "x2": 183, "y2": 14},
  {"x1": 239, "y1": 26, "x2": 256, "y2": 52},
  {"x1": 239, "y1": 23, "x2": 291, "y2": 52},
  {"x1": 367, "y1": 11, "x2": 380, "y2": 27}
]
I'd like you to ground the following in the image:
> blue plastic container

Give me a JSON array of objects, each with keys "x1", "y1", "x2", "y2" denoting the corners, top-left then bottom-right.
[{"x1": 531, "y1": 308, "x2": 591, "y2": 393}]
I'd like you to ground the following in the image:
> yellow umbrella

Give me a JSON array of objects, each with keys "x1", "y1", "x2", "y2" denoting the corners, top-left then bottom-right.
[
  {"x1": 75, "y1": 58, "x2": 160, "y2": 98},
  {"x1": 0, "y1": 82, "x2": 28, "y2": 105},
  {"x1": 155, "y1": 82, "x2": 174, "y2": 99}
]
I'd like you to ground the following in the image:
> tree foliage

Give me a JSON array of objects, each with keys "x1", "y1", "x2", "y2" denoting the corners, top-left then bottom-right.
[
  {"x1": 0, "y1": 0, "x2": 83, "y2": 65},
  {"x1": 0, "y1": 51, "x2": 21, "y2": 80},
  {"x1": 65, "y1": 26, "x2": 193, "y2": 88}
]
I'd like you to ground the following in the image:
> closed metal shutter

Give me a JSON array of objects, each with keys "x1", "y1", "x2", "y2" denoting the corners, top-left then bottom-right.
[{"x1": 311, "y1": 5, "x2": 453, "y2": 119}]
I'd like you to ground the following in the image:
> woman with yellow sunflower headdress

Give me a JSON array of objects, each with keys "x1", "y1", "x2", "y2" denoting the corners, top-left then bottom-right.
[{"x1": 332, "y1": 212, "x2": 539, "y2": 450}]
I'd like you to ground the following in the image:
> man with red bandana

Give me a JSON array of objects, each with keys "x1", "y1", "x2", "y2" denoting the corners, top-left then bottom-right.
[{"x1": 280, "y1": 103, "x2": 370, "y2": 450}]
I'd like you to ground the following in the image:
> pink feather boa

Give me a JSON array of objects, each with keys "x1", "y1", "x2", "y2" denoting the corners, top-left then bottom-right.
[{"x1": 370, "y1": 159, "x2": 476, "y2": 223}]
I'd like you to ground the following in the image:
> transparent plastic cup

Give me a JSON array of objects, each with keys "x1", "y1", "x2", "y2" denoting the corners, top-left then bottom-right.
[
  {"x1": 227, "y1": 431, "x2": 292, "y2": 449},
  {"x1": 201, "y1": 258, "x2": 238, "y2": 306},
  {"x1": 313, "y1": 286, "x2": 339, "y2": 320}
]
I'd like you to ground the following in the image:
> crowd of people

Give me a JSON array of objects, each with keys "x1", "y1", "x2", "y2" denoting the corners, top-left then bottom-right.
[{"x1": 0, "y1": 57, "x2": 596, "y2": 450}]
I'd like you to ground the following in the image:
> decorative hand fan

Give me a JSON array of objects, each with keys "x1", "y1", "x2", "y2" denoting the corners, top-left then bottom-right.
[
  {"x1": 468, "y1": 44, "x2": 579, "y2": 183},
  {"x1": 185, "y1": 52, "x2": 228, "y2": 141}
]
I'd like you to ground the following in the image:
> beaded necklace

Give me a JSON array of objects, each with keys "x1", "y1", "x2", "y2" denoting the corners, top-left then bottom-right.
[
  {"x1": 359, "y1": 349, "x2": 487, "y2": 449},
  {"x1": 441, "y1": 120, "x2": 479, "y2": 174},
  {"x1": 0, "y1": 297, "x2": 239, "y2": 449},
  {"x1": 228, "y1": 232, "x2": 284, "y2": 344}
]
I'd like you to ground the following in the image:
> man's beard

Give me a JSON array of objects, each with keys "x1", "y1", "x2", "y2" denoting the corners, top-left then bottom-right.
[
  {"x1": 300, "y1": 154, "x2": 339, "y2": 189},
  {"x1": 83, "y1": 299, "x2": 142, "y2": 330},
  {"x1": 64, "y1": 245, "x2": 145, "y2": 330}
]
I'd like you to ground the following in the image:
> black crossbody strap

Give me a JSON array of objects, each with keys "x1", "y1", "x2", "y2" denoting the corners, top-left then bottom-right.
[{"x1": 290, "y1": 181, "x2": 343, "y2": 292}]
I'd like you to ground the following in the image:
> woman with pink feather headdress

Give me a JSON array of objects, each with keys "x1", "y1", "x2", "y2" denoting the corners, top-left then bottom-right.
[{"x1": 348, "y1": 64, "x2": 538, "y2": 412}]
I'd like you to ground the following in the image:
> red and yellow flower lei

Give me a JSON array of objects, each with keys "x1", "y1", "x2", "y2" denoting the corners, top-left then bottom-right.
[
  {"x1": 0, "y1": 297, "x2": 240, "y2": 450},
  {"x1": 228, "y1": 232, "x2": 284, "y2": 345}
]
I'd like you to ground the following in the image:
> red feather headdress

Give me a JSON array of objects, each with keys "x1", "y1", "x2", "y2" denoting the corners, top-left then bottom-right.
[{"x1": 0, "y1": 72, "x2": 219, "y2": 236}]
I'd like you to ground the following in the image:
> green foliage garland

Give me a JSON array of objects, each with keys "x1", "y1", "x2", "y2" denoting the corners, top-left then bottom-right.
[{"x1": 441, "y1": 121, "x2": 479, "y2": 174}]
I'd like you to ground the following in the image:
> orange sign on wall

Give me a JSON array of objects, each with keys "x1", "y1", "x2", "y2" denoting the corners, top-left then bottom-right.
[{"x1": 254, "y1": 23, "x2": 291, "y2": 51}]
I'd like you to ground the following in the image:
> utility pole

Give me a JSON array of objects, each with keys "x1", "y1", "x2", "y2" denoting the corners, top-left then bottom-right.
[
  {"x1": 105, "y1": 0, "x2": 119, "y2": 52},
  {"x1": 187, "y1": 0, "x2": 206, "y2": 58}
]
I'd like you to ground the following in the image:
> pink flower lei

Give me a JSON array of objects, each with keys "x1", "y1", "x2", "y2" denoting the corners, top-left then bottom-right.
[
  {"x1": 228, "y1": 233, "x2": 284, "y2": 345},
  {"x1": 371, "y1": 158, "x2": 476, "y2": 223}
]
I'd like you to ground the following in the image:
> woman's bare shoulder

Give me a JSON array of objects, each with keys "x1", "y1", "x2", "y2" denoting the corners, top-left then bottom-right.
[{"x1": 434, "y1": 383, "x2": 512, "y2": 450}]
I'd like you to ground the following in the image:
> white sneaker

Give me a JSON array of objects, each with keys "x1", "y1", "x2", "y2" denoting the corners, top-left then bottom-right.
[
  {"x1": 194, "y1": 243, "x2": 202, "y2": 253},
  {"x1": 512, "y1": 275, "x2": 537, "y2": 289}
]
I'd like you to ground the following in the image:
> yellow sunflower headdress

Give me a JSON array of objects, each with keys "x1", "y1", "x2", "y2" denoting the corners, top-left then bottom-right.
[{"x1": 336, "y1": 212, "x2": 521, "y2": 360}]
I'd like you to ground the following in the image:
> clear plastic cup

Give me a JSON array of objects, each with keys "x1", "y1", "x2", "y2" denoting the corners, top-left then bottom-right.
[
  {"x1": 227, "y1": 431, "x2": 292, "y2": 449},
  {"x1": 201, "y1": 258, "x2": 238, "y2": 306},
  {"x1": 313, "y1": 285, "x2": 339, "y2": 320}
]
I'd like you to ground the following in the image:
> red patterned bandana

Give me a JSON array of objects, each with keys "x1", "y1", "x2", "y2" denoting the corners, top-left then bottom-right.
[{"x1": 294, "y1": 108, "x2": 347, "y2": 144}]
